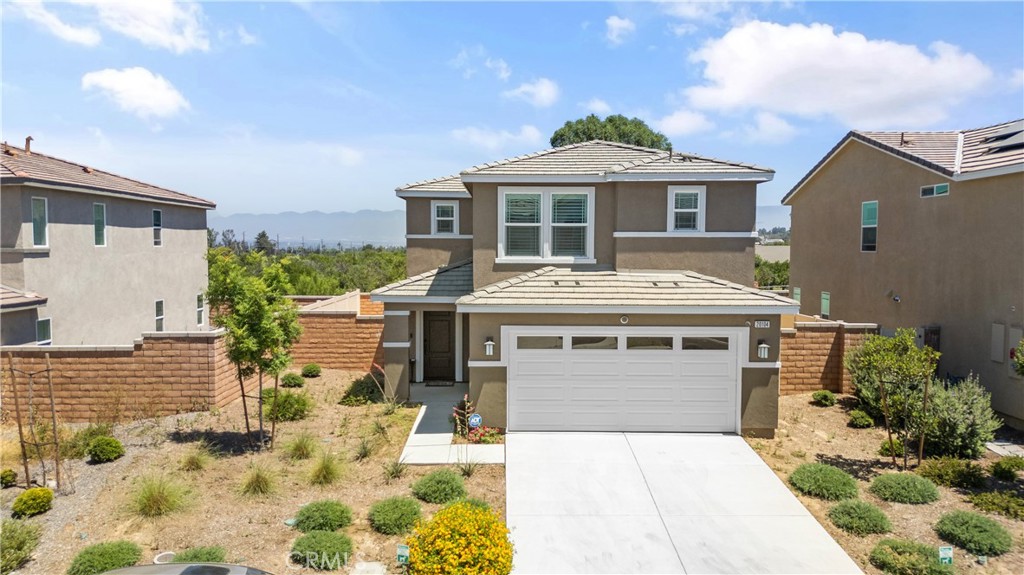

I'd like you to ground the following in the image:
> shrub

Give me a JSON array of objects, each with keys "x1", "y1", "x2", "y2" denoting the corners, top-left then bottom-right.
[
  {"x1": 925, "y1": 376, "x2": 1002, "y2": 459},
  {"x1": 368, "y1": 496, "x2": 420, "y2": 535},
  {"x1": 1014, "y1": 337, "x2": 1024, "y2": 377},
  {"x1": 180, "y1": 443, "x2": 213, "y2": 472},
  {"x1": 66, "y1": 541, "x2": 142, "y2": 575},
  {"x1": 412, "y1": 469, "x2": 467, "y2": 504},
  {"x1": 63, "y1": 424, "x2": 114, "y2": 459},
  {"x1": 879, "y1": 438, "x2": 905, "y2": 457},
  {"x1": 382, "y1": 459, "x2": 407, "y2": 483},
  {"x1": 828, "y1": 500, "x2": 891, "y2": 536},
  {"x1": 990, "y1": 455, "x2": 1024, "y2": 481},
  {"x1": 934, "y1": 510, "x2": 1012, "y2": 556},
  {"x1": 788, "y1": 463, "x2": 857, "y2": 501},
  {"x1": 869, "y1": 539, "x2": 953, "y2": 575},
  {"x1": 969, "y1": 490, "x2": 1024, "y2": 520},
  {"x1": 132, "y1": 475, "x2": 187, "y2": 516},
  {"x1": 916, "y1": 458, "x2": 986, "y2": 489},
  {"x1": 281, "y1": 373, "x2": 305, "y2": 388},
  {"x1": 239, "y1": 463, "x2": 276, "y2": 497},
  {"x1": 86, "y1": 436, "x2": 125, "y2": 463},
  {"x1": 1, "y1": 519, "x2": 41, "y2": 575},
  {"x1": 171, "y1": 546, "x2": 226, "y2": 563},
  {"x1": 445, "y1": 497, "x2": 490, "y2": 510},
  {"x1": 1, "y1": 469, "x2": 16, "y2": 488},
  {"x1": 11, "y1": 487, "x2": 53, "y2": 518},
  {"x1": 467, "y1": 426, "x2": 504, "y2": 444},
  {"x1": 290, "y1": 531, "x2": 352, "y2": 570},
  {"x1": 294, "y1": 500, "x2": 353, "y2": 532},
  {"x1": 407, "y1": 500, "x2": 513, "y2": 575},
  {"x1": 301, "y1": 363, "x2": 322, "y2": 378},
  {"x1": 812, "y1": 390, "x2": 836, "y2": 407},
  {"x1": 308, "y1": 452, "x2": 342, "y2": 486},
  {"x1": 846, "y1": 329, "x2": 940, "y2": 423},
  {"x1": 848, "y1": 410, "x2": 874, "y2": 429},
  {"x1": 264, "y1": 391, "x2": 313, "y2": 422},
  {"x1": 339, "y1": 372, "x2": 383, "y2": 405},
  {"x1": 284, "y1": 431, "x2": 317, "y2": 461},
  {"x1": 869, "y1": 473, "x2": 939, "y2": 504}
]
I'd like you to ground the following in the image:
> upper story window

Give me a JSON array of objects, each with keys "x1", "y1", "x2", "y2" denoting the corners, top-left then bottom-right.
[
  {"x1": 196, "y1": 293, "x2": 205, "y2": 326},
  {"x1": 431, "y1": 201, "x2": 458, "y2": 235},
  {"x1": 921, "y1": 183, "x2": 949, "y2": 198},
  {"x1": 155, "y1": 299, "x2": 164, "y2": 331},
  {"x1": 821, "y1": 291, "x2": 831, "y2": 320},
  {"x1": 792, "y1": 287, "x2": 801, "y2": 303},
  {"x1": 31, "y1": 197, "x2": 48, "y2": 247},
  {"x1": 498, "y1": 187, "x2": 594, "y2": 262},
  {"x1": 861, "y1": 201, "x2": 878, "y2": 252},
  {"x1": 668, "y1": 186, "x2": 706, "y2": 232},
  {"x1": 94, "y1": 203, "x2": 107, "y2": 247},
  {"x1": 152, "y1": 209, "x2": 162, "y2": 246},
  {"x1": 36, "y1": 318, "x2": 52, "y2": 345}
]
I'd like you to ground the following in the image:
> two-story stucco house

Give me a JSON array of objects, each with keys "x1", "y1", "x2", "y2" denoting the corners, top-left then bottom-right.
[
  {"x1": 372, "y1": 141, "x2": 798, "y2": 437},
  {"x1": 784, "y1": 119, "x2": 1024, "y2": 426},
  {"x1": 1, "y1": 140, "x2": 215, "y2": 346}
]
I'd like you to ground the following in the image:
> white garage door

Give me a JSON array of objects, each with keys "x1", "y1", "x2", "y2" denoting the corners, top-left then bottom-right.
[{"x1": 507, "y1": 327, "x2": 743, "y2": 433}]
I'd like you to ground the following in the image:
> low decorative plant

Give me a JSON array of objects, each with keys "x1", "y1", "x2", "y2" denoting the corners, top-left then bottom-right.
[
  {"x1": 301, "y1": 363, "x2": 322, "y2": 378},
  {"x1": 969, "y1": 490, "x2": 1024, "y2": 520},
  {"x1": 1, "y1": 519, "x2": 41, "y2": 575},
  {"x1": 66, "y1": 541, "x2": 142, "y2": 575},
  {"x1": 990, "y1": 455, "x2": 1024, "y2": 481},
  {"x1": 916, "y1": 457, "x2": 986, "y2": 489},
  {"x1": 847, "y1": 410, "x2": 874, "y2": 429},
  {"x1": 869, "y1": 473, "x2": 939, "y2": 504},
  {"x1": 412, "y1": 469, "x2": 467, "y2": 504},
  {"x1": 468, "y1": 426, "x2": 504, "y2": 444},
  {"x1": 382, "y1": 459, "x2": 407, "y2": 483},
  {"x1": 290, "y1": 531, "x2": 352, "y2": 570},
  {"x1": 406, "y1": 500, "x2": 513, "y2": 575},
  {"x1": 1, "y1": 469, "x2": 16, "y2": 488},
  {"x1": 878, "y1": 437, "x2": 905, "y2": 458},
  {"x1": 827, "y1": 500, "x2": 891, "y2": 536},
  {"x1": 284, "y1": 431, "x2": 317, "y2": 461},
  {"x1": 180, "y1": 443, "x2": 214, "y2": 473},
  {"x1": 339, "y1": 372, "x2": 384, "y2": 405},
  {"x1": 934, "y1": 510, "x2": 1012, "y2": 556},
  {"x1": 787, "y1": 463, "x2": 857, "y2": 501},
  {"x1": 869, "y1": 539, "x2": 952, "y2": 575},
  {"x1": 308, "y1": 452, "x2": 342, "y2": 486},
  {"x1": 171, "y1": 546, "x2": 226, "y2": 563},
  {"x1": 239, "y1": 463, "x2": 276, "y2": 498},
  {"x1": 368, "y1": 496, "x2": 421, "y2": 535},
  {"x1": 811, "y1": 390, "x2": 836, "y2": 407},
  {"x1": 87, "y1": 436, "x2": 125, "y2": 463},
  {"x1": 63, "y1": 424, "x2": 114, "y2": 459},
  {"x1": 281, "y1": 373, "x2": 305, "y2": 388},
  {"x1": 263, "y1": 391, "x2": 313, "y2": 422},
  {"x1": 294, "y1": 500, "x2": 353, "y2": 532},
  {"x1": 132, "y1": 475, "x2": 188, "y2": 516},
  {"x1": 11, "y1": 487, "x2": 53, "y2": 518}
]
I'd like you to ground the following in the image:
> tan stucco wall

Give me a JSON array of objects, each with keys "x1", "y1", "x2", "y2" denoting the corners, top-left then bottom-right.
[
  {"x1": 614, "y1": 181, "x2": 757, "y2": 232},
  {"x1": 405, "y1": 197, "x2": 473, "y2": 236},
  {"x1": 406, "y1": 240, "x2": 473, "y2": 276},
  {"x1": 788, "y1": 140, "x2": 1024, "y2": 421},
  {"x1": 742, "y1": 368, "x2": 779, "y2": 437},
  {"x1": 615, "y1": 237, "x2": 754, "y2": 284}
]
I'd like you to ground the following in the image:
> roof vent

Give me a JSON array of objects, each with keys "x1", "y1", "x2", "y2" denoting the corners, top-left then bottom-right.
[
  {"x1": 24, "y1": 136, "x2": 32, "y2": 155},
  {"x1": 83, "y1": 166, "x2": 94, "y2": 174}
]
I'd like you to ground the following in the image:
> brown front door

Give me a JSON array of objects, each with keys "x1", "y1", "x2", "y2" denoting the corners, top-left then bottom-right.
[{"x1": 423, "y1": 311, "x2": 455, "y2": 380}]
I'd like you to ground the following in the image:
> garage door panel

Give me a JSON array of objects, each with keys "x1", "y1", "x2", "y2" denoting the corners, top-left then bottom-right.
[
  {"x1": 679, "y1": 360, "x2": 736, "y2": 379},
  {"x1": 568, "y1": 382, "x2": 621, "y2": 402},
  {"x1": 513, "y1": 359, "x2": 566, "y2": 377},
  {"x1": 568, "y1": 408, "x2": 623, "y2": 429},
  {"x1": 514, "y1": 383, "x2": 567, "y2": 402},
  {"x1": 623, "y1": 360, "x2": 677, "y2": 377},
  {"x1": 567, "y1": 360, "x2": 622, "y2": 378},
  {"x1": 622, "y1": 384, "x2": 677, "y2": 402}
]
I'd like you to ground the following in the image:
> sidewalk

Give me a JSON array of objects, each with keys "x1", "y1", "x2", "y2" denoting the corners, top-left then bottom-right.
[{"x1": 398, "y1": 382, "x2": 504, "y2": 465}]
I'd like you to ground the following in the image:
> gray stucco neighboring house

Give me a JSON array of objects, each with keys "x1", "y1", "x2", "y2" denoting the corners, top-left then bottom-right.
[{"x1": 1, "y1": 139, "x2": 215, "y2": 345}]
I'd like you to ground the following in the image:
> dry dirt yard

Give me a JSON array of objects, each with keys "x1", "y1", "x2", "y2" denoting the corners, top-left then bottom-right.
[
  {"x1": 1, "y1": 369, "x2": 505, "y2": 575},
  {"x1": 748, "y1": 392, "x2": 1024, "y2": 575}
]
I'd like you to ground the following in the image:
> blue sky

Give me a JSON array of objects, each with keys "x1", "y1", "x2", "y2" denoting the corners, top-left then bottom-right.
[{"x1": 3, "y1": 1, "x2": 1022, "y2": 227}]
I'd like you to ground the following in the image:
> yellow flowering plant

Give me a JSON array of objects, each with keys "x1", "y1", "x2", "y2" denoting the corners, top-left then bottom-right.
[{"x1": 406, "y1": 500, "x2": 513, "y2": 575}]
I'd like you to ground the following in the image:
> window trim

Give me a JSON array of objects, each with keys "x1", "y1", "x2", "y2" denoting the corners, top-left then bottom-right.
[
  {"x1": 155, "y1": 299, "x2": 165, "y2": 332},
  {"x1": 31, "y1": 197, "x2": 48, "y2": 248},
  {"x1": 860, "y1": 200, "x2": 878, "y2": 252},
  {"x1": 430, "y1": 200, "x2": 459, "y2": 235},
  {"x1": 821, "y1": 291, "x2": 831, "y2": 320},
  {"x1": 496, "y1": 186, "x2": 596, "y2": 264},
  {"x1": 36, "y1": 318, "x2": 52, "y2": 345},
  {"x1": 792, "y1": 287, "x2": 801, "y2": 304},
  {"x1": 666, "y1": 185, "x2": 707, "y2": 233},
  {"x1": 93, "y1": 202, "x2": 107, "y2": 247},
  {"x1": 920, "y1": 183, "x2": 949, "y2": 198},
  {"x1": 152, "y1": 209, "x2": 163, "y2": 247},
  {"x1": 196, "y1": 293, "x2": 205, "y2": 327}
]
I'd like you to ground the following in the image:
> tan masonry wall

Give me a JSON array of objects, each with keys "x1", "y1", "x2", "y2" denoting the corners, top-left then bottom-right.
[
  {"x1": 779, "y1": 317, "x2": 877, "y2": 395},
  {"x1": 289, "y1": 294, "x2": 384, "y2": 372}
]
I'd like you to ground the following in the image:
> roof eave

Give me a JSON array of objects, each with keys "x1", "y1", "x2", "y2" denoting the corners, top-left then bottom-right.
[
  {"x1": 5, "y1": 178, "x2": 216, "y2": 209},
  {"x1": 455, "y1": 303, "x2": 800, "y2": 315},
  {"x1": 394, "y1": 189, "x2": 471, "y2": 199}
]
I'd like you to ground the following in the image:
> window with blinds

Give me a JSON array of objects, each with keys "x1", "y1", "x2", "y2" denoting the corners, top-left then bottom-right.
[
  {"x1": 505, "y1": 193, "x2": 542, "y2": 256},
  {"x1": 673, "y1": 191, "x2": 700, "y2": 230},
  {"x1": 500, "y1": 188, "x2": 593, "y2": 260},
  {"x1": 551, "y1": 194, "x2": 587, "y2": 256}
]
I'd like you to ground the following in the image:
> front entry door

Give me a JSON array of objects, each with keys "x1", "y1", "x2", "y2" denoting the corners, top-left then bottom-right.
[{"x1": 423, "y1": 312, "x2": 455, "y2": 380}]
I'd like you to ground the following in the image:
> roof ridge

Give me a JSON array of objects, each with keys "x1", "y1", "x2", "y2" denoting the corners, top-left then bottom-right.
[{"x1": 460, "y1": 140, "x2": 667, "y2": 175}]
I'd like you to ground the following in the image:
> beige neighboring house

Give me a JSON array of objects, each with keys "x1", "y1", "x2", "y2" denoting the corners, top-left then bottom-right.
[
  {"x1": 784, "y1": 119, "x2": 1024, "y2": 426},
  {"x1": 1, "y1": 140, "x2": 215, "y2": 345},
  {"x1": 373, "y1": 140, "x2": 798, "y2": 437}
]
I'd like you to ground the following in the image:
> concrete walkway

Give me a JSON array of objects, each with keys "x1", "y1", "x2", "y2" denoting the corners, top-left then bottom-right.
[{"x1": 398, "y1": 382, "x2": 504, "y2": 465}]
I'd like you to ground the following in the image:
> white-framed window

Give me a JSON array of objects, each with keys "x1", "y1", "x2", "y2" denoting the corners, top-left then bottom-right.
[
  {"x1": 667, "y1": 185, "x2": 706, "y2": 232},
  {"x1": 861, "y1": 201, "x2": 878, "y2": 252},
  {"x1": 821, "y1": 291, "x2": 831, "y2": 319},
  {"x1": 920, "y1": 183, "x2": 949, "y2": 198},
  {"x1": 792, "y1": 287, "x2": 801, "y2": 303},
  {"x1": 196, "y1": 293, "x2": 205, "y2": 326},
  {"x1": 155, "y1": 300, "x2": 164, "y2": 331},
  {"x1": 431, "y1": 201, "x2": 458, "y2": 235},
  {"x1": 31, "y1": 197, "x2": 48, "y2": 247},
  {"x1": 152, "y1": 209, "x2": 162, "y2": 247},
  {"x1": 36, "y1": 318, "x2": 51, "y2": 345},
  {"x1": 497, "y1": 187, "x2": 595, "y2": 263},
  {"x1": 93, "y1": 203, "x2": 106, "y2": 247}
]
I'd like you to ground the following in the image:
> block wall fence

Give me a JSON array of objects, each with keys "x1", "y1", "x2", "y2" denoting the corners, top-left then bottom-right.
[{"x1": 779, "y1": 319, "x2": 877, "y2": 395}]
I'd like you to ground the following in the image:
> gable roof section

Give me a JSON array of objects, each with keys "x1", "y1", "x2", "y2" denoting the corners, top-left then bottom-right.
[
  {"x1": 456, "y1": 267, "x2": 798, "y2": 314},
  {"x1": 395, "y1": 174, "x2": 469, "y2": 196},
  {"x1": 783, "y1": 119, "x2": 1024, "y2": 205},
  {"x1": 370, "y1": 259, "x2": 473, "y2": 302},
  {"x1": 1, "y1": 144, "x2": 215, "y2": 209},
  {"x1": 0, "y1": 285, "x2": 47, "y2": 312}
]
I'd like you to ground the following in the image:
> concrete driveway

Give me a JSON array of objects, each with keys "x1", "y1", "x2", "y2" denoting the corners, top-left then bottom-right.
[{"x1": 506, "y1": 433, "x2": 862, "y2": 574}]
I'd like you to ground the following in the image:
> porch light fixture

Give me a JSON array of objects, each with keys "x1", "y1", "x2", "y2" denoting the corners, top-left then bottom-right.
[
  {"x1": 484, "y1": 337, "x2": 495, "y2": 356},
  {"x1": 757, "y1": 339, "x2": 770, "y2": 360}
]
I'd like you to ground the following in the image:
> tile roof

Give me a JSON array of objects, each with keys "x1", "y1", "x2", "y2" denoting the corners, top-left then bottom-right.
[
  {"x1": 0, "y1": 285, "x2": 47, "y2": 312},
  {"x1": 396, "y1": 174, "x2": 468, "y2": 194},
  {"x1": 1, "y1": 143, "x2": 215, "y2": 209},
  {"x1": 610, "y1": 153, "x2": 773, "y2": 175},
  {"x1": 456, "y1": 268, "x2": 798, "y2": 310},
  {"x1": 371, "y1": 259, "x2": 474, "y2": 300}
]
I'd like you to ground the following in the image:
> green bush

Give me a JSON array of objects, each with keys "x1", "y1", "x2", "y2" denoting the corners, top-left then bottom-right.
[
  {"x1": 412, "y1": 469, "x2": 467, "y2": 504},
  {"x1": 132, "y1": 475, "x2": 187, "y2": 516},
  {"x1": 925, "y1": 376, "x2": 1002, "y2": 459},
  {"x1": 1, "y1": 519, "x2": 41, "y2": 575},
  {"x1": 1, "y1": 469, "x2": 16, "y2": 488},
  {"x1": 969, "y1": 490, "x2": 1024, "y2": 520},
  {"x1": 934, "y1": 510, "x2": 1012, "y2": 556},
  {"x1": 281, "y1": 373, "x2": 305, "y2": 388},
  {"x1": 848, "y1": 410, "x2": 874, "y2": 428},
  {"x1": 62, "y1": 424, "x2": 114, "y2": 459},
  {"x1": 1014, "y1": 338, "x2": 1024, "y2": 377},
  {"x1": 239, "y1": 463, "x2": 276, "y2": 498},
  {"x1": 444, "y1": 497, "x2": 491, "y2": 510},
  {"x1": 263, "y1": 390, "x2": 313, "y2": 422},
  {"x1": 869, "y1": 539, "x2": 953, "y2": 575},
  {"x1": 869, "y1": 473, "x2": 939, "y2": 504},
  {"x1": 812, "y1": 390, "x2": 836, "y2": 407},
  {"x1": 879, "y1": 438, "x2": 905, "y2": 457},
  {"x1": 846, "y1": 329, "x2": 940, "y2": 423},
  {"x1": 788, "y1": 463, "x2": 858, "y2": 500},
  {"x1": 66, "y1": 541, "x2": 142, "y2": 575},
  {"x1": 828, "y1": 500, "x2": 891, "y2": 536},
  {"x1": 284, "y1": 431, "x2": 317, "y2": 461},
  {"x1": 294, "y1": 500, "x2": 353, "y2": 532},
  {"x1": 171, "y1": 546, "x2": 226, "y2": 563},
  {"x1": 916, "y1": 458, "x2": 986, "y2": 489},
  {"x1": 86, "y1": 436, "x2": 125, "y2": 463},
  {"x1": 990, "y1": 455, "x2": 1024, "y2": 481},
  {"x1": 11, "y1": 487, "x2": 53, "y2": 518},
  {"x1": 308, "y1": 452, "x2": 342, "y2": 486},
  {"x1": 368, "y1": 496, "x2": 421, "y2": 535},
  {"x1": 290, "y1": 531, "x2": 352, "y2": 570},
  {"x1": 301, "y1": 363, "x2": 322, "y2": 378},
  {"x1": 339, "y1": 372, "x2": 383, "y2": 405}
]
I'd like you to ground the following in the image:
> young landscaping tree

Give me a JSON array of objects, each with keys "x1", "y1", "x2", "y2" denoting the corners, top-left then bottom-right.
[{"x1": 550, "y1": 114, "x2": 671, "y2": 150}]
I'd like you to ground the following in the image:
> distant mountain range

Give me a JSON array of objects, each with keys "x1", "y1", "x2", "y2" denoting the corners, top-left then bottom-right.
[{"x1": 209, "y1": 205, "x2": 790, "y2": 249}]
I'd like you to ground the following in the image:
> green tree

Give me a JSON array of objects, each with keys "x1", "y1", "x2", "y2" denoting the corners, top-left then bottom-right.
[
  {"x1": 207, "y1": 228, "x2": 218, "y2": 248},
  {"x1": 253, "y1": 230, "x2": 274, "y2": 254},
  {"x1": 550, "y1": 114, "x2": 671, "y2": 150},
  {"x1": 754, "y1": 255, "x2": 789, "y2": 287}
]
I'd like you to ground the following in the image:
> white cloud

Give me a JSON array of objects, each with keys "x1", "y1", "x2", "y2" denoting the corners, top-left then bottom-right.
[
  {"x1": 583, "y1": 98, "x2": 612, "y2": 115},
  {"x1": 503, "y1": 78, "x2": 560, "y2": 108},
  {"x1": 655, "y1": 109, "x2": 715, "y2": 137},
  {"x1": 236, "y1": 24, "x2": 258, "y2": 46},
  {"x1": 81, "y1": 67, "x2": 190, "y2": 120},
  {"x1": 318, "y1": 144, "x2": 363, "y2": 167},
  {"x1": 605, "y1": 16, "x2": 636, "y2": 45},
  {"x1": 661, "y1": 1, "x2": 734, "y2": 22},
  {"x1": 450, "y1": 46, "x2": 512, "y2": 81},
  {"x1": 485, "y1": 58, "x2": 511, "y2": 81},
  {"x1": 12, "y1": 0, "x2": 102, "y2": 46},
  {"x1": 685, "y1": 21, "x2": 993, "y2": 128},
  {"x1": 76, "y1": 0, "x2": 209, "y2": 54},
  {"x1": 451, "y1": 125, "x2": 544, "y2": 151},
  {"x1": 742, "y1": 112, "x2": 797, "y2": 143}
]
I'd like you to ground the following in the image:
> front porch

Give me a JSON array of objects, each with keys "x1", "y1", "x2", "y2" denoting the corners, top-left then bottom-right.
[{"x1": 399, "y1": 381, "x2": 505, "y2": 464}]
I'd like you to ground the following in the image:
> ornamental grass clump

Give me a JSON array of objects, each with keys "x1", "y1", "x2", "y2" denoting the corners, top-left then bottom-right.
[
  {"x1": 294, "y1": 500, "x2": 353, "y2": 533},
  {"x1": 239, "y1": 463, "x2": 276, "y2": 498},
  {"x1": 412, "y1": 469, "x2": 466, "y2": 504},
  {"x1": 788, "y1": 463, "x2": 857, "y2": 501},
  {"x1": 916, "y1": 458, "x2": 986, "y2": 489},
  {"x1": 308, "y1": 452, "x2": 342, "y2": 486},
  {"x1": 828, "y1": 500, "x2": 892, "y2": 536},
  {"x1": 368, "y1": 496, "x2": 421, "y2": 535},
  {"x1": 179, "y1": 443, "x2": 214, "y2": 473},
  {"x1": 1, "y1": 519, "x2": 41, "y2": 575},
  {"x1": 934, "y1": 510, "x2": 1012, "y2": 556},
  {"x1": 11, "y1": 488, "x2": 53, "y2": 518},
  {"x1": 290, "y1": 531, "x2": 352, "y2": 570},
  {"x1": 171, "y1": 546, "x2": 226, "y2": 563},
  {"x1": 869, "y1": 539, "x2": 952, "y2": 575},
  {"x1": 869, "y1": 473, "x2": 939, "y2": 504},
  {"x1": 406, "y1": 500, "x2": 513, "y2": 575},
  {"x1": 132, "y1": 475, "x2": 187, "y2": 517},
  {"x1": 66, "y1": 541, "x2": 142, "y2": 575},
  {"x1": 284, "y1": 431, "x2": 317, "y2": 461}
]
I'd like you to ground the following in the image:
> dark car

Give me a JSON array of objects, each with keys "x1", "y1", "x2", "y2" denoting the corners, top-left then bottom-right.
[{"x1": 101, "y1": 564, "x2": 273, "y2": 575}]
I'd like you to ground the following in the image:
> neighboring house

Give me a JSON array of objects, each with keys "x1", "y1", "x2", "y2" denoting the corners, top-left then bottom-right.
[
  {"x1": 784, "y1": 119, "x2": 1024, "y2": 426},
  {"x1": 755, "y1": 244, "x2": 790, "y2": 263},
  {"x1": 373, "y1": 141, "x2": 798, "y2": 437},
  {"x1": 1, "y1": 140, "x2": 215, "y2": 345}
]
